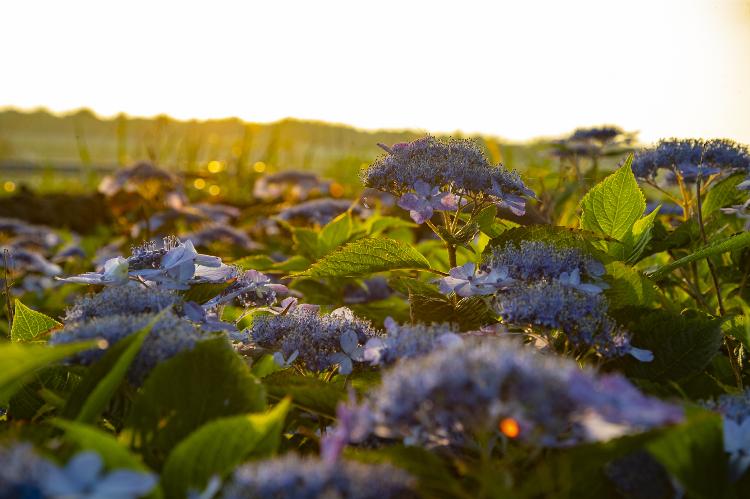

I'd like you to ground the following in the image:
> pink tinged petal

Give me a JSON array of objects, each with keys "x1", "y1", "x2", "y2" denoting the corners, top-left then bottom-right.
[
  {"x1": 409, "y1": 205, "x2": 433, "y2": 224},
  {"x1": 434, "y1": 192, "x2": 459, "y2": 211}
]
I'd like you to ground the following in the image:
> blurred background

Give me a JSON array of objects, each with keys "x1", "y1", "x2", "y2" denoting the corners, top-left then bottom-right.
[{"x1": 1, "y1": 0, "x2": 749, "y2": 194}]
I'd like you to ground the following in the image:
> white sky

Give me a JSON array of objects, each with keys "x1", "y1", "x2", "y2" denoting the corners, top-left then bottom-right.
[{"x1": 2, "y1": 0, "x2": 749, "y2": 143}]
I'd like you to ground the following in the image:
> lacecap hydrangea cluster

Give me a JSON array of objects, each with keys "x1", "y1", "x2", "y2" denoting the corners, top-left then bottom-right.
[
  {"x1": 631, "y1": 138, "x2": 750, "y2": 184},
  {"x1": 51, "y1": 285, "x2": 206, "y2": 385},
  {"x1": 361, "y1": 136, "x2": 535, "y2": 223},
  {"x1": 362, "y1": 318, "x2": 462, "y2": 366},
  {"x1": 0, "y1": 444, "x2": 156, "y2": 499},
  {"x1": 222, "y1": 454, "x2": 415, "y2": 499},
  {"x1": 336, "y1": 339, "x2": 683, "y2": 449},
  {"x1": 248, "y1": 306, "x2": 381, "y2": 374},
  {"x1": 440, "y1": 240, "x2": 647, "y2": 359}
]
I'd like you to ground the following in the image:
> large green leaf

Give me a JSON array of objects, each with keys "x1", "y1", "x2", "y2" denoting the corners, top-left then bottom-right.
[
  {"x1": 580, "y1": 157, "x2": 645, "y2": 240},
  {"x1": 646, "y1": 409, "x2": 729, "y2": 499},
  {"x1": 604, "y1": 262, "x2": 661, "y2": 311},
  {"x1": 0, "y1": 341, "x2": 94, "y2": 404},
  {"x1": 263, "y1": 371, "x2": 345, "y2": 419},
  {"x1": 318, "y1": 211, "x2": 354, "y2": 255},
  {"x1": 52, "y1": 419, "x2": 151, "y2": 471},
  {"x1": 623, "y1": 311, "x2": 722, "y2": 382},
  {"x1": 10, "y1": 299, "x2": 61, "y2": 342},
  {"x1": 125, "y1": 338, "x2": 266, "y2": 467},
  {"x1": 649, "y1": 232, "x2": 750, "y2": 280},
  {"x1": 703, "y1": 173, "x2": 746, "y2": 218},
  {"x1": 62, "y1": 315, "x2": 158, "y2": 423},
  {"x1": 295, "y1": 237, "x2": 431, "y2": 278},
  {"x1": 161, "y1": 398, "x2": 290, "y2": 498}
]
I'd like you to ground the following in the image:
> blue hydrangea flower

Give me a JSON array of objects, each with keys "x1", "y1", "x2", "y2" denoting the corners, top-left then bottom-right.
[
  {"x1": 702, "y1": 389, "x2": 750, "y2": 480},
  {"x1": 64, "y1": 285, "x2": 181, "y2": 323},
  {"x1": 487, "y1": 241, "x2": 606, "y2": 284},
  {"x1": 0, "y1": 445, "x2": 157, "y2": 499},
  {"x1": 0, "y1": 247, "x2": 62, "y2": 277},
  {"x1": 438, "y1": 261, "x2": 516, "y2": 297},
  {"x1": 277, "y1": 198, "x2": 363, "y2": 226},
  {"x1": 222, "y1": 454, "x2": 415, "y2": 499},
  {"x1": 253, "y1": 170, "x2": 332, "y2": 202},
  {"x1": 249, "y1": 307, "x2": 381, "y2": 374},
  {"x1": 631, "y1": 138, "x2": 750, "y2": 183},
  {"x1": 363, "y1": 318, "x2": 462, "y2": 366},
  {"x1": 362, "y1": 136, "x2": 535, "y2": 217},
  {"x1": 721, "y1": 199, "x2": 750, "y2": 231},
  {"x1": 339, "y1": 339, "x2": 682, "y2": 449},
  {"x1": 182, "y1": 225, "x2": 262, "y2": 252},
  {"x1": 397, "y1": 180, "x2": 459, "y2": 224},
  {"x1": 50, "y1": 310, "x2": 204, "y2": 385},
  {"x1": 203, "y1": 269, "x2": 287, "y2": 308},
  {"x1": 59, "y1": 236, "x2": 235, "y2": 290}
]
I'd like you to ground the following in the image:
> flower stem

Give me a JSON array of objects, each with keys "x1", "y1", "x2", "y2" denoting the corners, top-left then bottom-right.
[{"x1": 696, "y1": 178, "x2": 725, "y2": 316}]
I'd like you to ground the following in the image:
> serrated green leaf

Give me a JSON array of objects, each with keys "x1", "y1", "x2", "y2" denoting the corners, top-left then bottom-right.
[
  {"x1": 8, "y1": 365, "x2": 79, "y2": 420},
  {"x1": 623, "y1": 311, "x2": 722, "y2": 382},
  {"x1": 0, "y1": 341, "x2": 95, "y2": 404},
  {"x1": 580, "y1": 157, "x2": 645, "y2": 240},
  {"x1": 10, "y1": 299, "x2": 61, "y2": 342},
  {"x1": 295, "y1": 237, "x2": 431, "y2": 278},
  {"x1": 365, "y1": 215, "x2": 417, "y2": 235},
  {"x1": 318, "y1": 212, "x2": 353, "y2": 255},
  {"x1": 232, "y1": 255, "x2": 275, "y2": 271},
  {"x1": 125, "y1": 338, "x2": 266, "y2": 467},
  {"x1": 263, "y1": 371, "x2": 345, "y2": 418},
  {"x1": 161, "y1": 398, "x2": 290, "y2": 498},
  {"x1": 622, "y1": 206, "x2": 660, "y2": 263},
  {"x1": 604, "y1": 262, "x2": 660, "y2": 310},
  {"x1": 271, "y1": 255, "x2": 311, "y2": 272},
  {"x1": 703, "y1": 173, "x2": 746, "y2": 218},
  {"x1": 649, "y1": 232, "x2": 750, "y2": 280},
  {"x1": 292, "y1": 227, "x2": 320, "y2": 261}
]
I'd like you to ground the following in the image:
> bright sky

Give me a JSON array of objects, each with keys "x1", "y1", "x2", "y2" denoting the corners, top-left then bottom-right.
[{"x1": 2, "y1": 0, "x2": 749, "y2": 143}]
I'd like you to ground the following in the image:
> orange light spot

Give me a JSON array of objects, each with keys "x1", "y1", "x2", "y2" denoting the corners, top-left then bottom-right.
[
  {"x1": 208, "y1": 185, "x2": 221, "y2": 196},
  {"x1": 329, "y1": 182, "x2": 345, "y2": 198},
  {"x1": 193, "y1": 178, "x2": 206, "y2": 189},
  {"x1": 499, "y1": 417, "x2": 520, "y2": 438}
]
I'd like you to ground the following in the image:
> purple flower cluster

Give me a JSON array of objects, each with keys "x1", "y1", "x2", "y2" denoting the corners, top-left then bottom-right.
[
  {"x1": 702, "y1": 389, "x2": 750, "y2": 479},
  {"x1": 51, "y1": 310, "x2": 204, "y2": 385},
  {"x1": 363, "y1": 318, "x2": 462, "y2": 366},
  {"x1": 551, "y1": 126, "x2": 634, "y2": 159},
  {"x1": 439, "y1": 241, "x2": 644, "y2": 359},
  {"x1": 59, "y1": 236, "x2": 236, "y2": 290},
  {"x1": 631, "y1": 138, "x2": 750, "y2": 183},
  {"x1": 253, "y1": 170, "x2": 332, "y2": 202},
  {"x1": 277, "y1": 198, "x2": 360, "y2": 226},
  {"x1": 64, "y1": 285, "x2": 181, "y2": 322},
  {"x1": 338, "y1": 339, "x2": 682, "y2": 449},
  {"x1": 249, "y1": 307, "x2": 381, "y2": 374},
  {"x1": 361, "y1": 136, "x2": 535, "y2": 222},
  {"x1": 203, "y1": 269, "x2": 287, "y2": 308},
  {"x1": 222, "y1": 454, "x2": 415, "y2": 499}
]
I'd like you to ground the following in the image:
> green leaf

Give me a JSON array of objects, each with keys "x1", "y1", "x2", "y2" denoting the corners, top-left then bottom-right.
[
  {"x1": 365, "y1": 215, "x2": 417, "y2": 235},
  {"x1": 0, "y1": 341, "x2": 95, "y2": 404},
  {"x1": 703, "y1": 173, "x2": 747, "y2": 218},
  {"x1": 161, "y1": 398, "x2": 290, "y2": 498},
  {"x1": 62, "y1": 313, "x2": 160, "y2": 423},
  {"x1": 623, "y1": 310, "x2": 722, "y2": 382},
  {"x1": 475, "y1": 204, "x2": 500, "y2": 237},
  {"x1": 125, "y1": 338, "x2": 266, "y2": 467},
  {"x1": 623, "y1": 206, "x2": 660, "y2": 263},
  {"x1": 8, "y1": 365, "x2": 80, "y2": 420},
  {"x1": 649, "y1": 232, "x2": 750, "y2": 280},
  {"x1": 646, "y1": 409, "x2": 728, "y2": 499},
  {"x1": 580, "y1": 156, "x2": 645, "y2": 240},
  {"x1": 263, "y1": 371, "x2": 345, "y2": 419},
  {"x1": 604, "y1": 262, "x2": 661, "y2": 310},
  {"x1": 270, "y1": 255, "x2": 311, "y2": 272},
  {"x1": 318, "y1": 212, "x2": 353, "y2": 255},
  {"x1": 292, "y1": 227, "x2": 321, "y2": 261},
  {"x1": 231, "y1": 255, "x2": 275, "y2": 271},
  {"x1": 51, "y1": 419, "x2": 151, "y2": 471},
  {"x1": 295, "y1": 237, "x2": 431, "y2": 278},
  {"x1": 10, "y1": 299, "x2": 61, "y2": 342},
  {"x1": 182, "y1": 282, "x2": 230, "y2": 304}
]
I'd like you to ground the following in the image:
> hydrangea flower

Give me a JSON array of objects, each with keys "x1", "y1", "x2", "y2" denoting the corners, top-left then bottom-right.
[
  {"x1": 721, "y1": 199, "x2": 750, "y2": 231},
  {"x1": 50, "y1": 310, "x2": 204, "y2": 385},
  {"x1": 248, "y1": 307, "x2": 381, "y2": 374},
  {"x1": 438, "y1": 261, "x2": 515, "y2": 297},
  {"x1": 182, "y1": 225, "x2": 262, "y2": 252},
  {"x1": 343, "y1": 276, "x2": 392, "y2": 304},
  {"x1": 59, "y1": 236, "x2": 235, "y2": 290},
  {"x1": 0, "y1": 444, "x2": 157, "y2": 499},
  {"x1": 0, "y1": 217, "x2": 62, "y2": 249},
  {"x1": 397, "y1": 179, "x2": 459, "y2": 224},
  {"x1": 631, "y1": 138, "x2": 750, "y2": 183},
  {"x1": 362, "y1": 136, "x2": 535, "y2": 218},
  {"x1": 337, "y1": 339, "x2": 682, "y2": 449},
  {"x1": 99, "y1": 161, "x2": 184, "y2": 202},
  {"x1": 222, "y1": 454, "x2": 415, "y2": 499},
  {"x1": 0, "y1": 247, "x2": 62, "y2": 276},
  {"x1": 203, "y1": 269, "x2": 287, "y2": 308},
  {"x1": 64, "y1": 285, "x2": 181, "y2": 323},
  {"x1": 702, "y1": 389, "x2": 750, "y2": 480},
  {"x1": 253, "y1": 170, "x2": 332, "y2": 202},
  {"x1": 363, "y1": 318, "x2": 462, "y2": 366}
]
